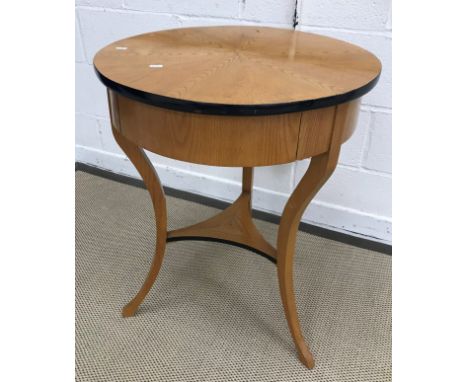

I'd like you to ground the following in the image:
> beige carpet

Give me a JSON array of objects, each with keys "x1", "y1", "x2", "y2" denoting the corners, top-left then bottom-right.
[{"x1": 76, "y1": 171, "x2": 391, "y2": 382}]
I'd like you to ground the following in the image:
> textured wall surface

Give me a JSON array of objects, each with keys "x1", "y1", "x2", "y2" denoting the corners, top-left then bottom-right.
[{"x1": 75, "y1": 0, "x2": 392, "y2": 243}]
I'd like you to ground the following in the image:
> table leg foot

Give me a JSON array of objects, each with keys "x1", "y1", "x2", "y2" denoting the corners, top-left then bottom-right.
[
  {"x1": 122, "y1": 302, "x2": 137, "y2": 318},
  {"x1": 112, "y1": 127, "x2": 168, "y2": 317},
  {"x1": 277, "y1": 153, "x2": 339, "y2": 368}
]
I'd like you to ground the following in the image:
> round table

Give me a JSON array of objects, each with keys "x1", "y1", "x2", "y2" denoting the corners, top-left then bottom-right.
[{"x1": 94, "y1": 26, "x2": 381, "y2": 369}]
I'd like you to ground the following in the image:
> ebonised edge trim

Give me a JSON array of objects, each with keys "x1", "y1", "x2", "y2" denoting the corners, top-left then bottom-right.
[
  {"x1": 166, "y1": 236, "x2": 277, "y2": 264},
  {"x1": 94, "y1": 66, "x2": 381, "y2": 116},
  {"x1": 75, "y1": 162, "x2": 392, "y2": 255}
]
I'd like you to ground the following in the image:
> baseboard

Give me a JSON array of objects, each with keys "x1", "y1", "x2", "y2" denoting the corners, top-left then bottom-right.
[
  {"x1": 75, "y1": 146, "x2": 392, "y2": 242},
  {"x1": 76, "y1": 161, "x2": 391, "y2": 255}
]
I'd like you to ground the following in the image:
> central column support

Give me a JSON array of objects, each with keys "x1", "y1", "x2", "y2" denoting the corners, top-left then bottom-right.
[{"x1": 167, "y1": 168, "x2": 277, "y2": 263}]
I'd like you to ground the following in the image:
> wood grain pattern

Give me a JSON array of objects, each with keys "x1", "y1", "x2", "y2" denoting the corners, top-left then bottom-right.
[
  {"x1": 114, "y1": 92, "x2": 301, "y2": 166},
  {"x1": 111, "y1": 91, "x2": 362, "y2": 166},
  {"x1": 95, "y1": 26, "x2": 381, "y2": 115},
  {"x1": 296, "y1": 105, "x2": 336, "y2": 159},
  {"x1": 337, "y1": 99, "x2": 361, "y2": 143}
]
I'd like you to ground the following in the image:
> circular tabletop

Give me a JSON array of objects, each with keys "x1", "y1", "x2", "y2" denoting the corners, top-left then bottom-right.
[{"x1": 94, "y1": 26, "x2": 381, "y2": 116}]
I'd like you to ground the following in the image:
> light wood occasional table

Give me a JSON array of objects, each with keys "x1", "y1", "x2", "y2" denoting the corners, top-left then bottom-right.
[{"x1": 94, "y1": 26, "x2": 381, "y2": 369}]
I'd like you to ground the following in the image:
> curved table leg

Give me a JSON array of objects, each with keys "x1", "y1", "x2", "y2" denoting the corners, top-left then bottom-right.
[
  {"x1": 277, "y1": 152, "x2": 340, "y2": 368},
  {"x1": 112, "y1": 127, "x2": 168, "y2": 318}
]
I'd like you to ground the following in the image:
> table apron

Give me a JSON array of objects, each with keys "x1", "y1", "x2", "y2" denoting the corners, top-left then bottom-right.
[{"x1": 108, "y1": 90, "x2": 360, "y2": 167}]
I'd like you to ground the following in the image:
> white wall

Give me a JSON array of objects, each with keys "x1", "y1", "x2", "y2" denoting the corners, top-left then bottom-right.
[{"x1": 75, "y1": 0, "x2": 392, "y2": 243}]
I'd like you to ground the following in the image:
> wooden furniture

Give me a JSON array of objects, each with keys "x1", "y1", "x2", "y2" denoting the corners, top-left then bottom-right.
[{"x1": 94, "y1": 26, "x2": 381, "y2": 369}]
